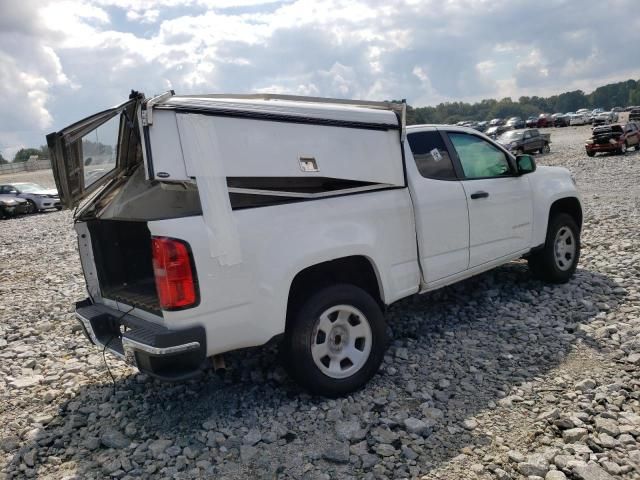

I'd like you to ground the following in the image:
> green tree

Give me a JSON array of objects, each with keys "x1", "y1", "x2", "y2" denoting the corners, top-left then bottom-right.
[
  {"x1": 0, "y1": 153, "x2": 8, "y2": 164},
  {"x1": 402, "y1": 77, "x2": 640, "y2": 125},
  {"x1": 13, "y1": 148, "x2": 44, "y2": 163}
]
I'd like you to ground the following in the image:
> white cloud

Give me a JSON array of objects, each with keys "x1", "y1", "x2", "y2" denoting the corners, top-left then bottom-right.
[
  {"x1": 126, "y1": 8, "x2": 160, "y2": 23},
  {"x1": 1, "y1": 0, "x2": 640, "y2": 158}
]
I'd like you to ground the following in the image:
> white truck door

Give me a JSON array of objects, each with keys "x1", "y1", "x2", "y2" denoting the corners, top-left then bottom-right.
[
  {"x1": 405, "y1": 130, "x2": 470, "y2": 284},
  {"x1": 444, "y1": 131, "x2": 533, "y2": 268}
]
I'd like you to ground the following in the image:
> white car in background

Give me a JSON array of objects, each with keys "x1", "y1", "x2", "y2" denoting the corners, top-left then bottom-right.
[
  {"x1": 0, "y1": 183, "x2": 62, "y2": 212},
  {"x1": 569, "y1": 114, "x2": 589, "y2": 126}
]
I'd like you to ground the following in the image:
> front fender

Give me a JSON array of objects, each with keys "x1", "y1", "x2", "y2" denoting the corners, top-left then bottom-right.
[{"x1": 528, "y1": 166, "x2": 581, "y2": 246}]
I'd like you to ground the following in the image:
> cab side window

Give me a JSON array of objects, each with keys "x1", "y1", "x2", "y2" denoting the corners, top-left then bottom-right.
[
  {"x1": 407, "y1": 131, "x2": 457, "y2": 180},
  {"x1": 448, "y1": 132, "x2": 511, "y2": 179}
]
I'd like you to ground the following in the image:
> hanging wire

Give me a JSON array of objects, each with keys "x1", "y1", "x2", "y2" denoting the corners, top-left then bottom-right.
[{"x1": 101, "y1": 305, "x2": 136, "y2": 397}]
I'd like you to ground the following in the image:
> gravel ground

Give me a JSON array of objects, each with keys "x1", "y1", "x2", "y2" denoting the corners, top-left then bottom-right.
[{"x1": 1, "y1": 125, "x2": 639, "y2": 480}]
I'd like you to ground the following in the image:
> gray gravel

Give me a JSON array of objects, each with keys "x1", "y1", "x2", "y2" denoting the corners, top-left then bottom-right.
[{"x1": 1, "y1": 125, "x2": 639, "y2": 479}]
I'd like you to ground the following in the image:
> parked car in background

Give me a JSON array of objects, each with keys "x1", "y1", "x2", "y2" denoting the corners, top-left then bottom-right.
[
  {"x1": 484, "y1": 125, "x2": 508, "y2": 139},
  {"x1": 592, "y1": 111, "x2": 615, "y2": 126},
  {"x1": 629, "y1": 108, "x2": 640, "y2": 122},
  {"x1": 0, "y1": 183, "x2": 62, "y2": 212},
  {"x1": 0, "y1": 195, "x2": 31, "y2": 218},
  {"x1": 585, "y1": 123, "x2": 640, "y2": 156},
  {"x1": 537, "y1": 114, "x2": 553, "y2": 128},
  {"x1": 576, "y1": 108, "x2": 590, "y2": 116},
  {"x1": 497, "y1": 128, "x2": 551, "y2": 154},
  {"x1": 569, "y1": 113, "x2": 589, "y2": 126},
  {"x1": 525, "y1": 116, "x2": 538, "y2": 128},
  {"x1": 505, "y1": 117, "x2": 525, "y2": 129},
  {"x1": 552, "y1": 113, "x2": 570, "y2": 127},
  {"x1": 488, "y1": 118, "x2": 504, "y2": 127},
  {"x1": 612, "y1": 107, "x2": 624, "y2": 113},
  {"x1": 589, "y1": 108, "x2": 605, "y2": 124},
  {"x1": 477, "y1": 120, "x2": 488, "y2": 131}
]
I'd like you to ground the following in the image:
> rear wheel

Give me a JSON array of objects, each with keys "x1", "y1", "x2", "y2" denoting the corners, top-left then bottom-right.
[
  {"x1": 586, "y1": 150, "x2": 595, "y2": 157},
  {"x1": 528, "y1": 213, "x2": 580, "y2": 284},
  {"x1": 285, "y1": 284, "x2": 387, "y2": 397}
]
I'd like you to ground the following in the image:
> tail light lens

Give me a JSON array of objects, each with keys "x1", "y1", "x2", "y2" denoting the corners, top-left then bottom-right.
[{"x1": 151, "y1": 237, "x2": 198, "y2": 310}]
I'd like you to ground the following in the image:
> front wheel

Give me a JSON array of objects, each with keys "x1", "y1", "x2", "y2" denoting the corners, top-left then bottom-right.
[
  {"x1": 586, "y1": 150, "x2": 595, "y2": 157},
  {"x1": 528, "y1": 213, "x2": 580, "y2": 284},
  {"x1": 285, "y1": 284, "x2": 387, "y2": 397},
  {"x1": 26, "y1": 199, "x2": 38, "y2": 214},
  {"x1": 540, "y1": 143, "x2": 550, "y2": 154}
]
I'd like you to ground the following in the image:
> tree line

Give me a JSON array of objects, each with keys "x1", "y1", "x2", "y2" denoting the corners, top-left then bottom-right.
[{"x1": 401, "y1": 78, "x2": 640, "y2": 125}]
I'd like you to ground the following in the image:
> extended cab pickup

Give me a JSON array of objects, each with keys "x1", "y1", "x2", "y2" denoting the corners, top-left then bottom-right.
[
  {"x1": 47, "y1": 91, "x2": 582, "y2": 397},
  {"x1": 497, "y1": 128, "x2": 551, "y2": 155}
]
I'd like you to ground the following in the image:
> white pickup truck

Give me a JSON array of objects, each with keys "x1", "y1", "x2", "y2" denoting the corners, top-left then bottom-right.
[{"x1": 47, "y1": 91, "x2": 582, "y2": 397}]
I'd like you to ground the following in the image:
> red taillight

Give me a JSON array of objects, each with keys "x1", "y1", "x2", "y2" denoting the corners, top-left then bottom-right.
[{"x1": 151, "y1": 237, "x2": 198, "y2": 310}]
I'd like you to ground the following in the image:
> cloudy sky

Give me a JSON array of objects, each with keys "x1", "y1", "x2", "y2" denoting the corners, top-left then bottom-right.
[{"x1": 1, "y1": 0, "x2": 639, "y2": 159}]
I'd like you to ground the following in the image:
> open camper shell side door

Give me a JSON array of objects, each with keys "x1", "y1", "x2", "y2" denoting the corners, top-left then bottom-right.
[{"x1": 46, "y1": 92, "x2": 145, "y2": 209}]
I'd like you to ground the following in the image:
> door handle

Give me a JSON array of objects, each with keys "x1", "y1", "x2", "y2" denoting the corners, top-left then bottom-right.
[{"x1": 470, "y1": 191, "x2": 489, "y2": 199}]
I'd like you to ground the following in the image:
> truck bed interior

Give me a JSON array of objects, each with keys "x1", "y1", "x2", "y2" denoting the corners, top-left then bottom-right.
[{"x1": 88, "y1": 219, "x2": 160, "y2": 315}]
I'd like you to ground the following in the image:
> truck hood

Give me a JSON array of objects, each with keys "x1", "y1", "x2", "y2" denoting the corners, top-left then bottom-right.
[{"x1": 536, "y1": 165, "x2": 571, "y2": 176}]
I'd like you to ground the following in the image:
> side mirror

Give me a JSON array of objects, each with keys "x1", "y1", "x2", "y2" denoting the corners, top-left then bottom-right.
[{"x1": 516, "y1": 154, "x2": 536, "y2": 175}]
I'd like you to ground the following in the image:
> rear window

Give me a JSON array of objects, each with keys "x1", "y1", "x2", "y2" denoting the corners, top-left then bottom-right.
[{"x1": 407, "y1": 131, "x2": 457, "y2": 180}]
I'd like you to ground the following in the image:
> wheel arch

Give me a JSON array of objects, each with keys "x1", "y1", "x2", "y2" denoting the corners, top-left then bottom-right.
[
  {"x1": 549, "y1": 197, "x2": 582, "y2": 231},
  {"x1": 285, "y1": 255, "x2": 384, "y2": 333}
]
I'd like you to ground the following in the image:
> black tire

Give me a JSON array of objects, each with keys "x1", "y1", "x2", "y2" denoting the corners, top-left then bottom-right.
[
  {"x1": 26, "y1": 199, "x2": 38, "y2": 213},
  {"x1": 540, "y1": 143, "x2": 550, "y2": 154},
  {"x1": 528, "y1": 213, "x2": 580, "y2": 284},
  {"x1": 55, "y1": 206, "x2": 63, "y2": 211},
  {"x1": 618, "y1": 142, "x2": 627, "y2": 155},
  {"x1": 586, "y1": 150, "x2": 595, "y2": 157},
  {"x1": 285, "y1": 284, "x2": 387, "y2": 397}
]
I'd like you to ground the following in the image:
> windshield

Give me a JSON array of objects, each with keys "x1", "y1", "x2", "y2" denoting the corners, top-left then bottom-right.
[
  {"x1": 498, "y1": 131, "x2": 523, "y2": 141},
  {"x1": 14, "y1": 183, "x2": 46, "y2": 192}
]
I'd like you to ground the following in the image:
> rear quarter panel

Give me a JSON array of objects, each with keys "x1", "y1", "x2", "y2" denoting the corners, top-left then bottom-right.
[{"x1": 148, "y1": 188, "x2": 420, "y2": 356}]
